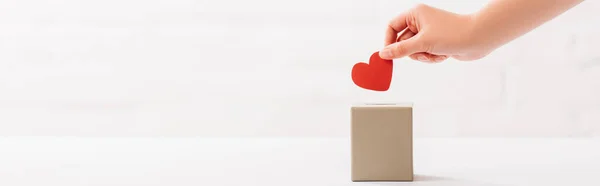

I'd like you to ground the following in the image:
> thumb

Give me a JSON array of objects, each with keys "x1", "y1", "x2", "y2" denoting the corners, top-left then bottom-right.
[{"x1": 379, "y1": 36, "x2": 425, "y2": 60}]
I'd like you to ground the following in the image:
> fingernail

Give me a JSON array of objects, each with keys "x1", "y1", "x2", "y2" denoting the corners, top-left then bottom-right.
[
  {"x1": 434, "y1": 56, "x2": 445, "y2": 62},
  {"x1": 379, "y1": 49, "x2": 393, "y2": 59},
  {"x1": 417, "y1": 56, "x2": 428, "y2": 61}
]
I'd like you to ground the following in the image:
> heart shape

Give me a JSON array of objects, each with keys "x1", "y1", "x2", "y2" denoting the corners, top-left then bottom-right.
[{"x1": 351, "y1": 52, "x2": 393, "y2": 91}]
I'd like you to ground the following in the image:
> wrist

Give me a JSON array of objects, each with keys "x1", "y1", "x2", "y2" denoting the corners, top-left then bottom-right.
[{"x1": 464, "y1": 11, "x2": 503, "y2": 53}]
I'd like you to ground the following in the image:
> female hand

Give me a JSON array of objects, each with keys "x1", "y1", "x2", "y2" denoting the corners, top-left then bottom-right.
[
  {"x1": 379, "y1": 1, "x2": 584, "y2": 63},
  {"x1": 379, "y1": 4, "x2": 490, "y2": 63}
]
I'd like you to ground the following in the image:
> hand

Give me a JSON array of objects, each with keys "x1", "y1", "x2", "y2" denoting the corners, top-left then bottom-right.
[{"x1": 379, "y1": 4, "x2": 492, "y2": 63}]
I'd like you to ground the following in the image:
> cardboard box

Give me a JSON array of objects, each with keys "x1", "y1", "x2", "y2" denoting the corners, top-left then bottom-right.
[{"x1": 351, "y1": 103, "x2": 413, "y2": 182}]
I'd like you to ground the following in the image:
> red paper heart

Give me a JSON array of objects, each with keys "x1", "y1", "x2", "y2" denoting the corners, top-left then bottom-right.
[{"x1": 351, "y1": 52, "x2": 393, "y2": 91}]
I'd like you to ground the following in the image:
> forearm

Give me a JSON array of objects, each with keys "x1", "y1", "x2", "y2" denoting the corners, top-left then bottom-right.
[{"x1": 470, "y1": 0, "x2": 584, "y2": 50}]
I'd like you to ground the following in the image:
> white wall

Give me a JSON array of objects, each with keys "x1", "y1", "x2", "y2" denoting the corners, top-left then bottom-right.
[{"x1": 0, "y1": 0, "x2": 598, "y2": 137}]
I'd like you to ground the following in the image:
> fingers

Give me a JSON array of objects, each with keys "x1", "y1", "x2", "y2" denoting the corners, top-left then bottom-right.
[
  {"x1": 396, "y1": 29, "x2": 416, "y2": 42},
  {"x1": 394, "y1": 30, "x2": 448, "y2": 63},
  {"x1": 382, "y1": 9, "x2": 448, "y2": 62},
  {"x1": 385, "y1": 12, "x2": 411, "y2": 46},
  {"x1": 379, "y1": 35, "x2": 425, "y2": 60},
  {"x1": 410, "y1": 53, "x2": 448, "y2": 63}
]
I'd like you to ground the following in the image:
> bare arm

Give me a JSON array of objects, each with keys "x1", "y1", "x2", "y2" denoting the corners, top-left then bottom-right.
[
  {"x1": 379, "y1": 0, "x2": 585, "y2": 62},
  {"x1": 470, "y1": 0, "x2": 585, "y2": 51}
]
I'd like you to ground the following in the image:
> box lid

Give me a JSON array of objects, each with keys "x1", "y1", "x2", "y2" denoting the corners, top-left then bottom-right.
[{"x1": 351, "y1": 102, "x2": 413, "y2": 107}]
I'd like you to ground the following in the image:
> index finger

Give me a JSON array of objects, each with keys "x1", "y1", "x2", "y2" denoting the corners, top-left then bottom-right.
[{"x1": 385, "y1": 11, "x2": 410, "y2": 46}]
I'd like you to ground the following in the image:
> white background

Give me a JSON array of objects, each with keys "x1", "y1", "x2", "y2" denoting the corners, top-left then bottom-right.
[
  {"x1": 0, "y1": 0, "x2": 599, "y2": 138},
  {"x1": 3, "y1": 138, "x2": 600, "y2": 186}
]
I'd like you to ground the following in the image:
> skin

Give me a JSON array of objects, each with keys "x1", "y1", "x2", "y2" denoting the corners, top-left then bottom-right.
[{"x1": 379, "y1": 0, "x2": 586, "y2": 63}]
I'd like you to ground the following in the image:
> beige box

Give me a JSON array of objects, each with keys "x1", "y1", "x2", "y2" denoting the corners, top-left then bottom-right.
[{"x1": 351, "y1": 103, "x2": 413, "y2": 182}]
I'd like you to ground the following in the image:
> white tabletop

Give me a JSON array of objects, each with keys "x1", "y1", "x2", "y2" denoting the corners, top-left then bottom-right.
[{"x1": 0, "y1": 137, "x2": 599, "y2": 186}]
